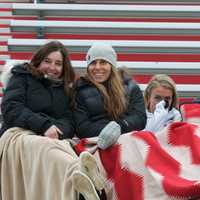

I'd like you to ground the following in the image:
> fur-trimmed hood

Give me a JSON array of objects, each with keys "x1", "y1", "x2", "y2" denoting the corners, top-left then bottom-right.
[{"x1": 1, "y1": 60, "x2": 26, "y2": 89}]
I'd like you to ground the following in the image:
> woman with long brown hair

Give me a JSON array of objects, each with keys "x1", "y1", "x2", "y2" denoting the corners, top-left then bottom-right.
[
  {"x1": 0, "y1": 41, "x2": 105, "y2": 200},
  {"x1": 73, "y1": 42, "x2": 146, "y2": 149}
]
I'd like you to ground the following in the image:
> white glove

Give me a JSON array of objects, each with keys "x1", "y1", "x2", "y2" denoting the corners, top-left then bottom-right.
[
  {"x1": 97, "y1": 121, "x2": 121, "y2": 150},
  {"x1": 154, "y1": 100, "x2": 169, "y2": 118},
  {"x1": 145, "y1": 100, "x2": 169, "y2": 132},
  {"x1": 164, "y1": 108, "x2": 182, "y2": 126}
]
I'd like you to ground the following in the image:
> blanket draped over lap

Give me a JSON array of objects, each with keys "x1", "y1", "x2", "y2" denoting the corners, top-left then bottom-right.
[
  {"x1": 1, "y1": 103, "x2": 200, "y2": 200},
  {"x1": 0, "y1": 127, "x2": 80, "y2": 200},
  {"x1": 75, "y1": 103, "x2": 200, "y2": 200}
]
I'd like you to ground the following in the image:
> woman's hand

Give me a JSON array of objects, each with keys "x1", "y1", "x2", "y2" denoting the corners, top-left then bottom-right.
[
  {"x1": 145, "y1": 100, "x2": 170, "y2": 132},
  {"x1": 44, "y1": 125, "x2": 63, "y2": 139}
]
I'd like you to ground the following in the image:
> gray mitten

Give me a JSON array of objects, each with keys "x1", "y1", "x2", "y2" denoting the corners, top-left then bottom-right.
[{"x1": 97, "y1": 121, "x2": 121, "y2": 150}]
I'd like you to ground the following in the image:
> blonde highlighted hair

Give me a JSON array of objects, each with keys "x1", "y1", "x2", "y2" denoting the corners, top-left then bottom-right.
[{"x1": 144, "y1": 74, "x2": 178, "y2": 110}]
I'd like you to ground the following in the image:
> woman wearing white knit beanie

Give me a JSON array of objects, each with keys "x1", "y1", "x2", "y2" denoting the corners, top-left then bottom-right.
[{"x1": 73, "y1": 42, "x2": 147, "y2": 150}]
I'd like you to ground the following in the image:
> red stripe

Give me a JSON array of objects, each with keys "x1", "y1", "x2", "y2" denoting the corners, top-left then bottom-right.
[
  {"x1": 114, "y1": 169, "x2": 143, "y2": 200},
  {"x1": 134, "y1": 130, "x2": 200, "y2": 198},
  {"x1": 178, "y1": 97, "x2": 195, "y2": 104},
  {"x1": 1, "y1": 15, "x2": 200, "y2": 22},
  {"x1": 72, "y1": 53, "x2": 200, "y2": 62},
  {"x1": 100, "y1": 145, "x2": 143, "y2": 200},
  {"x1": 0, "y1": 42, "x2": 7, "y2": 45},
  {"x1": 9, "y1": 52, "x2": 33, "y2": 59},
  {"x1": 132, "y1": 74, "x2": 200, "y2": 84},
  {"x1": 45, "y1": 17, "x2": 200, "y2": 23},
  {"x1": 12, "y1": 32, "x2": 37, "y2": 38},
  {"x1": 0, "y1": 16, "x2": 37, "y2": 20},
  {"x1": 169, "y1": 122, "x2": 200, "y2": 164},
  {"x1": 46, "y1": 33, "x2": 200, "y2": 41},
  {"x1": 0, "y1": 8, "x2": 12, "y2": 11},
  {"x1": 8, "y1": 52, "x2": 200, "y2": 84},
  {"x1": 168, "y1": 122, "x2": 200, "y2": 169},
  {"x1": 0, "y1": 52, "x2": 9, "y2": 55},
  {"x1": 0, "y1": 24, "x2": 9, "y2": 28},
  {"x1": 163, "y1": 174, "x2": 199, "y2": 197},
  {"x1": 9, "y1": 32, "x2": 200, "y2": 41},
  {"x1": 7, "y1": 32, "x2": 200, "y2": 41},
  {"x1": 0, "y1": 33, "x2": 11, "y2": 36},
  {"x1": 134, "y1": 131, "x2": 198, "y2": 198},
  {"x1": 2, "y1": 32, "x2": 37, "y2": 38},
  {"x1": 118, "y1": 53, "x2": 200, "y2": 62},
  {"x1": 135, "y1": 132, "x2": 181, "y2": 175},
  {"x1": 9, "y1": 51, "x2": 200, "y2": 62},
  {"x1": 0, "y1": 60, "x2": 5, "y2": 65},
  {"x1": 181, "y1": 104, "x2": 200, "y2": 120}
]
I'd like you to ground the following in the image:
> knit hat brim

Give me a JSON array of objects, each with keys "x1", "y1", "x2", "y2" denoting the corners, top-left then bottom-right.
[{"x1": 86, "y1": 42, "x2": 117, "y2": 67}]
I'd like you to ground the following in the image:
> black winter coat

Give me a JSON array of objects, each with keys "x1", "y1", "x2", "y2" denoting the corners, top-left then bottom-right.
[
  {"x1": 0, "y1": 64, "x2": 74, "y2": 139},
  {"x1": 74, "y1": 77, "x2": 146, "y2": 138}
]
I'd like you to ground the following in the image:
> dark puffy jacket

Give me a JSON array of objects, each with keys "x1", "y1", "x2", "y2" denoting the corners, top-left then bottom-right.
[
  {"x1": 0, "y1": 64, "x2": 74, "y2": 139},
  {"x1": 73, "y1": 77, "x2": 146, "y2": 138}
]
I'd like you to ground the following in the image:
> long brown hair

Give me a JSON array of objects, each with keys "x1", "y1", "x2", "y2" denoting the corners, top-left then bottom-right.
[
  {"x1": 144, "y1": 74, "x2": 178, "y2": 110},
  {"x1": 26, "y1": 41, "x2": 75, "y2": 95},
  {"x1": 86, "y1": 66, "x2": 126, "y2": 120}
]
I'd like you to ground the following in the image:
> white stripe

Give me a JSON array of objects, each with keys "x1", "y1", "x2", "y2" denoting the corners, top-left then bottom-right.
[
  {"x1": 0, "y1": 3, "x2": 12, "y2": 8},
  {"x1": 0, "y1": 46, "x2": 8, "y2": 51},
  {"x1": 10, "y1": 20, "x2": 200, "y2": 30},
  {"x1": 0, "y1": 19, "x2": 11, "y2": 24},
  {"x1": 2, "y1": 60, "x2": 200, "y2": 91},
  {"x1": 0, "y1": 28, "x2": 10, "y2": 33},
  {"x1": 12, "y1": 3, "x2": 200, "y2": 12},
  {"x1": 119, "y1": 134, "x2": 170, "y2": 199},
  {"x1": 7, "y1": 59, "x2": 200, "y2": 70},
  {"x1": 0, "y1": 35, "x2": 11, "y2": 41},
  {"x1": 0, "y1": 12, "x2": 11, "y2": 17},
  {"x1": 156, "y1": 127, "x2": 200, "y2": 182},
  {"x1": 8, "y1": 38, "x2": 200, "y2": 48},
  {"x1": 0, "y1": 55, "x2": 10, "y2": 60},
  {"x1": 139, "y1": 84, "x2": 200, "y2": 92}
]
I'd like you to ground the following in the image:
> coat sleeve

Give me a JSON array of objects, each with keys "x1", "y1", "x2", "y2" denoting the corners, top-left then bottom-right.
[
  {"x1": 1, "y1": 74, "x2": 54, "y2": 135},
  {"x1": 49, "y1": 111, "x2": 75, "y2": 139},
  {"x1": 117, "y1": 82, "x2": 147, "y2": 133},
  {"x1": 73, "y1": 92, "x2": 110, "y2": 138}
]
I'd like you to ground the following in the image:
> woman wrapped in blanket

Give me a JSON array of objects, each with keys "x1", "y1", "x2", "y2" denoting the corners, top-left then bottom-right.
[
  {"x1": 0, "y1": 41, "x2": 105, "y2": 200},
  {"x1": 144, "y1": 74, "x2": 182, "y2": 133},
  {"x1": 73, "y1": 42, "x2": 147, "y2": 150}
]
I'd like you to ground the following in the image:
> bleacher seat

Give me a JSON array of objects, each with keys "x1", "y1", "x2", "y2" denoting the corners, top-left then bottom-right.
[{"x1": 1, "y1": 2, "x2": 200, "y2": 99}]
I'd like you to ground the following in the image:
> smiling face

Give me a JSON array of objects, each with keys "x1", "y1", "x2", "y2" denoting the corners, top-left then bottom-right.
[
  {"x1": 149, "y1": 85, "x2": 173, "y2": 113},
  {"x1": 38, "y1": 51, "x2": 63, "y2": 79},
  {"x1": 87, "y1": 59, "x2": 112, "y2": 83}
]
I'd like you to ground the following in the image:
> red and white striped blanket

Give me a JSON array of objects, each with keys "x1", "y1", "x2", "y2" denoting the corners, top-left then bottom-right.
[{"x1": 75, "y1": 103, "x2": 200, "y2": 200}]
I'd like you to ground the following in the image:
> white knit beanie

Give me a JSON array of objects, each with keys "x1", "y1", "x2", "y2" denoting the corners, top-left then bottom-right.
[{"x1": 86, "y1": 42, "x2": 117, "y2": 67}]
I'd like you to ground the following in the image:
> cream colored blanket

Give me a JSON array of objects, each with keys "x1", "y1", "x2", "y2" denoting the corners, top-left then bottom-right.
[{"x1": 0, "y1": 127, "x2": 80, "y2": 200}]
